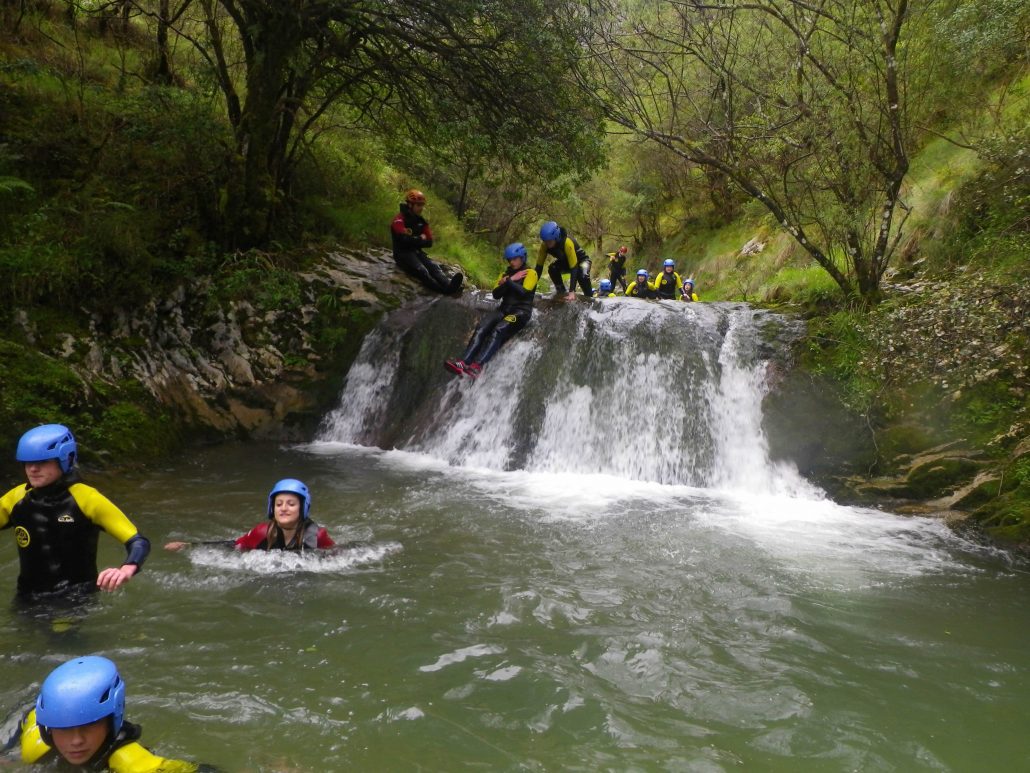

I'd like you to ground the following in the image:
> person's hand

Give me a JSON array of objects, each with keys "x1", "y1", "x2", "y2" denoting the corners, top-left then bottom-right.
[
  {"x1": 565, "y1": 291, "x2": 576, "y2": 301},
  {"x1": 511, "y1": 270, "x2": 528, "y2": 281},
  {"x1": 164, "y1": 541, "x2": 189, "y2": 551},
  {"x1": 96, "y1": 564, "x2": 138, "y2": 592}
]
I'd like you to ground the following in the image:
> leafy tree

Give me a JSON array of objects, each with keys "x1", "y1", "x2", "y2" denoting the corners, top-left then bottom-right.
[
  {"x1": 161, "y1": 0, "x2": 604, "y2": 248},
  {"x1": 580, "y1": 0, "x2": 936, "y2": 302}
]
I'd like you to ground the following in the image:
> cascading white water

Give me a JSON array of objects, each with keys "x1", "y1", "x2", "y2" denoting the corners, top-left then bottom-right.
[{"x1": 317, "y1": 296, "x2": 811, "y2": 494}]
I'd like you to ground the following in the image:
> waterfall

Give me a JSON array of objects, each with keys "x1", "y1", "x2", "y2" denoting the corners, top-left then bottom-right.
[{"x1": 317, "y1": 294, "x2": 815, "y2": 495}]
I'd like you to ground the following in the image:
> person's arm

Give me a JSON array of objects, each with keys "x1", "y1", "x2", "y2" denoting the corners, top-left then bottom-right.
[
  {"x1": 109, "y1": 741, "x2": 200, "y2": 773},
  {"x1": 316, "y1": 528, "x2": 336, "y2": 549},
  {"x1": 234, "y1": 522, "x2": 271, "y2": 551},
  {"x1": 420, "y1": 221, "x2": 434, "y2": 249},
  {"x1": 491, "y1": 270, "x2": 508, "y2": 298},
  {"x1": 71, "y1": 484, "x2": 149, "y2": 591},
  {"x1": 534, "y1": 243, "x2": 547, "y2": 278},
  {"x1": 390, "y1": 213, "x2": 423, "y2": 249},
  {"x1": 562, "y1": 238, "x2": 578, "y2": 270},
  {"x1": 0, "y1": 484, "x2": 28, "y2": 529}
]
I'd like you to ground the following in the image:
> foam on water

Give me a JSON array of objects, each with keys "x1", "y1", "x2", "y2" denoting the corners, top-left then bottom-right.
[{"x1": 175, "y1": 540, "x2": 403, "y2": 576}]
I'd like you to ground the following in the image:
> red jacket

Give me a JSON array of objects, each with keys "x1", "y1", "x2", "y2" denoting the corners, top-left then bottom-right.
[{"x1": 234, "y1": 520, "x2": 335, "y2": 551}]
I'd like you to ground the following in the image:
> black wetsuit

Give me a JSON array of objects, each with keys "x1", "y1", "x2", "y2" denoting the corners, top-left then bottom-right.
[
  {"x1": 607, "y1": 252, "x2": 628, "y2": 292},
  {"x1": 462, "y1": 265, "x2": 539, "y2": 365},
  {"x1": 390, "y1": 202, "x2": 461, "y2": 294},
  {"x1": 0, "y1": 472, "x2": 150, "y2": 598}
]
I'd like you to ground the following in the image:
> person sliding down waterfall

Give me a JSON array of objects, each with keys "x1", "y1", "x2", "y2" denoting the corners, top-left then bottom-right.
[
  {"x1": 535, "y1": 220, "x2": 594, "y2": 300},
  {"x1": 445, "y1": 243, "x2": 538, "y2": 380}
]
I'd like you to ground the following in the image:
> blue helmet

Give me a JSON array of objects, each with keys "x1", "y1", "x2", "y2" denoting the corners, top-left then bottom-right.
[
  {"x1": 636, "y1": 269, "x2": 649, "y2": 278},
  {"x1": 663, "y1": 259, "x2": 675, "y2": 268},
  {"x1": 539, "y1": 221, "x2": 561, "y2": 242},
  {"x1": 599, "y1": 279, "x2": 613, "y2": 292},
  {"x1": 267, "y1": 478, "x2": 311, "y2": 519},
  {"x1": 503, "y1": 242, "x2": 527, "y2": 262},
  {"x1": 17, "y1": 424, "x2": 77, "y2": 473},
  {"x1": 683, "y1": 277, "x2": 695, "y2": 288},
  {"x1": 36, "y1": 656, "x2": 125, "y2": 739}
]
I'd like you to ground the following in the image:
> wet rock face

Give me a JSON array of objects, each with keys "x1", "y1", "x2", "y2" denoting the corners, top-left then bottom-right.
[{"x1": 19, "y1": 249, "x2": 434, "y2": 441}]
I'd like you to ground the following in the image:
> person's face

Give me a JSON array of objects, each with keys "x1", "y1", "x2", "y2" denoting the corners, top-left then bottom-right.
[
  {"x1": 636, "y1": 275, "x2": 646, "y2": 283},
  {"x1": 273, "y1": 494, "x2": 302, "y2": 530},
  {"x1": 409, "y1": 200, "x2": 425, "y2": 213},
  {"x1": 51, "y1": 719, "x2": 109, "y2": 765},
  {"x1": 542, "y1": 238, "x2": 556, "y2": 249},
  {"x1": 508, "y1": 256, "x2": 524, "y2": 270},
  {"x1": 665, "y1": 266, "x2": 673, "y2": 273},
  {"x1": 24, "y1": 460, "x2": 63, "y2": 488}
]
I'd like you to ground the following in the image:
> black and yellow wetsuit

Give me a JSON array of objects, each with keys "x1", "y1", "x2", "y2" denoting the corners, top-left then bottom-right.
[
  {"x1": 461, "y1": 264, "x2": 539, "y2": 366},
  {"x1": 626, "y1": 277, "x2": 657, "y2": 299},
  {"x1": 535, "y1": 228, "x2": 593, "y2": 297},
  {"x1": 17, "y1": 709, "x2": 199, "y2": 772},
  {"x1": 0, "y1": 472, "x2": 150, "y2": 597},
  {"x1": 653, "y1": 269, "x2": 682, "y2": 299}
]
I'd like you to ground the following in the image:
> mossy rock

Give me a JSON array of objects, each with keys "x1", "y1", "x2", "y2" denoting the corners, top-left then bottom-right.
[
  {"x1": 876, "y1": 423, "x2": 943, "y2": 460},
  {"x1": 973, "y1": 489, "x2": 1030, "y2": 545},
  {"x1": 905, "y1": 456, "x2": 983, "y2": 498}
]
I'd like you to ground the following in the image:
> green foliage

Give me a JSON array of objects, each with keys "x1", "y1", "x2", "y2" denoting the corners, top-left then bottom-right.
[
  {"x1": 210, "y1": 252, "x2": 304, "y2": 312},
  {"x1": 802, "y1": 311, "x2": 880, "y2": 414}
]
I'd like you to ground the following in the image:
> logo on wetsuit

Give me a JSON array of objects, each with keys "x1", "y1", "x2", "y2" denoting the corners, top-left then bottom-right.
[{"x1": 14, "y1": 526, "x2": 30, "y2": 548}]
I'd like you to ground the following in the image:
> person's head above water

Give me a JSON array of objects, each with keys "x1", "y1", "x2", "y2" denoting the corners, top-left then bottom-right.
[
  {"x1": 36, "y1": 656, "x2": 125, "y2": 766},
  {"x1": 267, "y1": 478, "x2": 311, "y2": 528},
  {"x1": 17, "y1": 424, "x2": 77, "y2": 488}
]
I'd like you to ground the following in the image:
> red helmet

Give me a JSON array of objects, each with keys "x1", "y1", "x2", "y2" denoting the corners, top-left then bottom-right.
[
  {"x1": 404, "y1": 189, "x2": 426, "y2": 205},
  {"x1": 618, "y1": 246, "x2": 628, "y2": 254}
]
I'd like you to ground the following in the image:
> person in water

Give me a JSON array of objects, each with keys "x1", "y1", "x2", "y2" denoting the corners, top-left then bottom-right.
[
  {"x1": 653, "y1": 258, "x2": 683, "y2": 300},
  {"x1": 164, "y1": 478, "x2": 334, "y2": 553},
  {"x1": 681, "y1": 277, "x2": 699, "y2": 302},
  {"x1": 445, "y1": 242, "x2": 539, "y2": 380},
  {"x1": 595, "y1": 278, "x2": 617, "y2": 298},
  {"x1": 606, "y1": 245, "x2": 629, "y2": 293},
  {"x1": 10, "y1": 655, "x2": 203, "y2": 771},
  {"x1": 0, "y1": 424, "x2": 151, "y2": 600},
  {"x1": 625, "y1": 268, "x2": 657, "y2": 299},
  {"x1": 535, "y1": 220, "x2": 594, "y2": 300},
  {"x1": 390, "y1": 188, "x2": 463, "y2": 295}
]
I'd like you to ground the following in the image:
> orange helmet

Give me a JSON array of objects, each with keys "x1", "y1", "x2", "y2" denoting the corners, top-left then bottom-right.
[
  {"x1": 405, "y1": 189, "x2": 426, "y2": 205},
  {"x1": 618, "y1": 245, "x2": 628, "y2": 254}
]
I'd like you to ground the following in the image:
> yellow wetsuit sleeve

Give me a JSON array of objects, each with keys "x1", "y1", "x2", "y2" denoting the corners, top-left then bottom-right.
[
  {"x1": 522, "y1": 268, "x2": 539, "y2": 292},
  {"x1": 562, "y1": 238, "x2": 578, "y2": 270},
  {"x1": 0, "y1": 484, "x2": 29, "y2": 529},
  {"x1": 69, "y1": 483, "x2": 139, "y2": 543},
  {"x1": 109, "y1": 741, "x2": 199, "y2": 773},
  {"x1": 19, "y1": 709, "x2": 51, "y2": 764},
  {"x1": 534, "y1": 243, "x2": 547, "y2": 277}
]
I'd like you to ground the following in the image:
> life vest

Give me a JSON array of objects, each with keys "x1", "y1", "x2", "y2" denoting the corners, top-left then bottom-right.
[{"x1": 18, "y1": 709, "x2": 198, "y2": 772}]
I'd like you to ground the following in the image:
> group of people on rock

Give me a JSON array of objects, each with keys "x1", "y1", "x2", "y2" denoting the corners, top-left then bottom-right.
[
  {"x1": 390, "y1": 189, "x2": 702, "y2": 380},
  {"x1": 2, "y1": 423, "x2": 338, "y2": 769}
]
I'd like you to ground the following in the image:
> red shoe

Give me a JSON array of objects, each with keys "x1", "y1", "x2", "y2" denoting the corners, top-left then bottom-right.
[
  {"x1": 444, "y1": 359, "x2": 467, "y2": 376},
  {"x1": 465, "y1": 362, "x2": 482, "y2": 379}
]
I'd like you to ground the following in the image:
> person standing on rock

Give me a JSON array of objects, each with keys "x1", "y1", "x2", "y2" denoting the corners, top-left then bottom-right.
[
  {"x1": 0, "y1": 424, "x2": 151, "y2": 601},
  {"x1": 390, "y1": 188, "x2": 463, "y2": 294},
  {"x1": 535, "y1": 220, "x2": 594, "y2": 300},
  {"x1": 607, "y1": 245, "x2": 629, "y2": 293}
]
